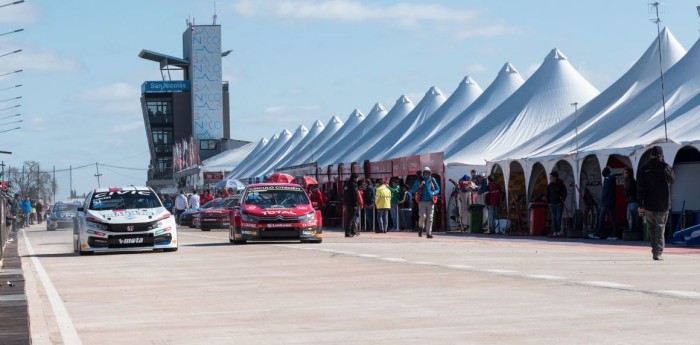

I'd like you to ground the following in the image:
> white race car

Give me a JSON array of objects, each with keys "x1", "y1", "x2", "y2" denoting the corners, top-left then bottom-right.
[{"x1": 73, "y1": 186, "x2": 178, "y2": 255}]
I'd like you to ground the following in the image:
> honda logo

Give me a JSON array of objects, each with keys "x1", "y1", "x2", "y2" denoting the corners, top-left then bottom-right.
[{"x1": 127, "y1": 225, "x2": 134, "y2": 232}]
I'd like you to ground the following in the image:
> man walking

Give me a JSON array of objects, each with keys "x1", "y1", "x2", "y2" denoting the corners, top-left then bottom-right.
[
  {"x1": 546, "y1": 171, "x2": 567, "y2": 237},
  {"x1": 637, "y1": 146, "x2": 674, "y2": 261},
  {"x1": 35, "y1": 200, "x2": 44, "y2": 224},
  {"x1": 188, "y1": 190, "x2": 201, "y2": 210},
  {"x1": 343, "y1": 173, "x2": 360, "y2": 237},
  {"x1": 412, "y1": 167, "x2": 440, "y2": 239},
  {"x1": 174, "y1": 191, "x2": 189, "y2": 225}
]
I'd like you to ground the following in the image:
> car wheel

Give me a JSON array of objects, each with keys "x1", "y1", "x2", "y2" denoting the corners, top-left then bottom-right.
[
  {"x1": 163, "y1": 247, "x2": 178, "y2": 252},
  {"x1": 189, "y1": 225, "x2": 195, "y2": 228},
  {"x1": 308, "y1": 239, "x2": 322, "y2": 244},
  {"x1": 201, "y1": 228, "x2": 211, "y2": 231},
  {"x1": 231, "y1": 239, "x2": 246, "y2": 245},
  {"x1": 78, "y1": 249, "x2": 94, "y2": 256}
]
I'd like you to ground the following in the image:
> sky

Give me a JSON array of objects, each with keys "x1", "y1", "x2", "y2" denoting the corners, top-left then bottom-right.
[{"x1": 0, "y1": 0, "x2": 699, "y2": 201}]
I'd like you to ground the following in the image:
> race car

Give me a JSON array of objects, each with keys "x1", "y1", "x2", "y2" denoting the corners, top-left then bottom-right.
[
  {"x1": 229, "y1": 183, "x2": 322, "y2": 244},
  {"x1": 193, "y1": 196, "x2": 238, "y2": 231},
  {"x1": 73, "y1": 186, "x2": 178, "y2": 255},
  {"x1": 179, "y1": 198, "x2": 218, "y2": 228},
  {"x1": 47, "y1": 200, "x2": 82, "y2": 231}
]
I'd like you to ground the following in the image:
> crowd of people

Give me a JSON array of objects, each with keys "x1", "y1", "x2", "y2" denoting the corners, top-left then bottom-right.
[
  {"x1": 164, "y1": 188, "x2": 237, "y2": 225},
  {"x1": 5, "y1": 193, "x2": 45, "y2": 232}
]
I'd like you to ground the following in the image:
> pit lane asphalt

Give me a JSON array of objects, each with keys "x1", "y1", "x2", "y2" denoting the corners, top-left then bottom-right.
[{"x1": 11, "y1": 224, "x2": 700, "y2": 344}]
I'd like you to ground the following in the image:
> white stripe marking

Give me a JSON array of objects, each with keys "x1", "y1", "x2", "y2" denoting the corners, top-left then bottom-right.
[
  {"x1": 356, "y1": 254, "x2": 379, "y2": 258},
  {"x1": 528, "y1": 274, "x2": 567, "y2": 280},
  {"x1": 412, "y1": 261, "x2": 436, "y2": 266},
  {"x1": 22, "y1": 230, "x2": 83, "y2": 345},
  {"x1": 483, "y1": 269, "x2": 517, "y2": 274},
  {"x1": 180, "y1": 232, "x2": 224, "y2": 240},
  {"x1": 446, "y1": 264, "x2": 473, "y2": 270},
  {"x1": 583, "y1": 281, "x2": 632, "y2": 289},
  {"x1": 655, "y1": 290, "x2": 700, "y2": 298},
  {"x1": 381, "y1": 257, "x2": 407, "y2": 263}
]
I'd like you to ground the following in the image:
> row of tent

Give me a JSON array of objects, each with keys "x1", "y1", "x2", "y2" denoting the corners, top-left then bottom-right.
[{"x1": 203, "y1": 28, "x2": 698, "y2": 195}]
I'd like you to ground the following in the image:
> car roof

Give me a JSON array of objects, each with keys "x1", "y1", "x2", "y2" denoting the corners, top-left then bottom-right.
[
  {"x1": 93, "y1": 186, "x2": 153, "y2": 193},
  {"x1": 246, "y1": 183, "x2": 303, "y2": 188}
]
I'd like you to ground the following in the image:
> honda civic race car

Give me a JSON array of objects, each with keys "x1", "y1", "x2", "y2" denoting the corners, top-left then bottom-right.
[
  {"x1": 73, "y1": 186, "x2": 178, "y2": 255},
  {"x1": 230, "y1": 183, "x2": 322, "y2": 244},
  {"x1": 47, "y1": 201, "x2": 81, "y2": 231}
]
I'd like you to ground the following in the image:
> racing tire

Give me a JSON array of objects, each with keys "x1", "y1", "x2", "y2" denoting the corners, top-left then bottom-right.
[
  {"x1": 307, "y1": 239, "x2": 322, "y2": 244},
  {"x1": 230, "y1": 239, "x2": 246, "y2": 245},
  {"x1": 201, "y1": 228, "x2": 211, "y2": 232},
  {"x1": 188, "y1": 225, "x2": 195, "y2": 228},
  {"x1": 163, "y1": 247, "x2": 178, "y2": 252},
  {"x1": 78, "y1": 249, "x2": 94, "y2": 256}
]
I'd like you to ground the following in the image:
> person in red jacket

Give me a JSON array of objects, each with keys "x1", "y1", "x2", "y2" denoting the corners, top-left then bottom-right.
[
  {"x1": 308, "y1": 184, "x2": 328, "y2": 209},
  {"x1": 200, "y1": 190, "x2": 214, "y2": 204},
  {"x1": 484, "y1": 175, "x2": 503, "y2": 234}
]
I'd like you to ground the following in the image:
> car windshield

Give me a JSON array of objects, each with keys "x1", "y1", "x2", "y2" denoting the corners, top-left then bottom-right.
[
  {"x1": 54, "y1": 203, "x2": 80, "y2": 215},
  {"x1": 89, "y1": 190, "x2": 162, "y2": 211},
  {"x1": 243, "y1": 186, "x2": 309, "y2": 209},
  {"x1": 210, "y1": 197, "x2": 237, "y2": 209},
  {"x1": 201, "y1": 199, "x2": 218, "y2": 209}
]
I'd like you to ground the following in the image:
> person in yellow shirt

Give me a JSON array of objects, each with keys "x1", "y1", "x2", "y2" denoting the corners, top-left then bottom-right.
[{"x1": 374, "y1": 180, "x2": 392, "y2": 233}]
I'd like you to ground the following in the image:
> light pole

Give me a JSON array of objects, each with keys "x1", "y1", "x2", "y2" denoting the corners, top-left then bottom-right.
[
  {"x1": 0, "y1": 0, "x2": 24, "y2": 9},
  {"x1": 0, "y1": 113, "x2": 20, "y2": 121},
  {"x1": 0, "y1": 127, "x2": 19, "y2": 134},
  {"x1": 0, "y1": 104, "x2": 20, "y2": 112},
  {"x1": 0, "y1": 49, "x2": 20, "y2": 58},
  {"x1": 0, "y1": 119, "x2": 21, "y2": 126},
  {"x1": 0, "y1": 84, "x2": 21, "y2": 92},
  {"x1": 0, "y1": 29, "x2": 23, "y2": 37},
  {"x1": 650, "y1": 1, "x2": 668, "y2": 142},
  {"x1": 0, "y1": 96, "x2": 21, "y2": 103}
]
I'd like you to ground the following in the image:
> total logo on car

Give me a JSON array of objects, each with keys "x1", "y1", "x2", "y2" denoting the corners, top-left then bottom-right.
[
  {"x1": 73, "y1": 186, "x2": 178, "y2": 255},
  {"x1": 229, "y1": 183, "x2": 322, "y2": 244}
]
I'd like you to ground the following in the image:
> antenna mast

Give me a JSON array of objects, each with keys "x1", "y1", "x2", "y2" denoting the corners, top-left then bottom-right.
[
  {"x1": 649, "y1": 1, "x2": 668, "y2": 142},
  {"x1": 212, "y1": 1, "x2": 217, "y2": 25}
]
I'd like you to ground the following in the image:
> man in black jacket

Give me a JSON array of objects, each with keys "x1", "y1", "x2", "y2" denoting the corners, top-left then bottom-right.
[
  {"x1": 343, "y1": 173, "x2": 360, "y2": 237},
  {"x1": 590, "y1": 167, "x2": 617, "y2": 240},
  {"x1": 637, "y1": 146, "x2": 675, "y2": 261},
  {"x1": 546, "y1": 171, "x2": 567, "y2": 237}
]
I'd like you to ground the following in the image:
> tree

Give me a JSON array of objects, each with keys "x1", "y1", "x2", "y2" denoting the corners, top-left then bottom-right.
[{"x1": 7, "y1": 161, "x2": 57, "y2": 203}]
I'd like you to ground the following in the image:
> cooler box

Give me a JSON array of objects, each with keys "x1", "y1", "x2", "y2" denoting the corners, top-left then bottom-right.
[{"x1": 529, "y1": 202, "x2": 547, "y2": 236}]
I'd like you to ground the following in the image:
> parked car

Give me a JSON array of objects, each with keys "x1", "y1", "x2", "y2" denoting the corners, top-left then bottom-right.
[
  {"x1": 179, "y1": 198, "x2": 219, "y2": 228},
  {"x1": 230, "y1": 183, "x2": 322, "y2": 244},
  {"x1": 193, "y1": 196, "x2": 238, "y2": 231},
  {"x1": 47, "y1": 201, "x2": 82, "y2": 231}
]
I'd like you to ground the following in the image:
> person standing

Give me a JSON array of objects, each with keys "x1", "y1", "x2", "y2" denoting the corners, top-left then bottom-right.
[
  {"x1": 411, "y1": 167, "x2": 440, "y2": 239},
  {"x1": 10, "y1": 193, "x2": 20, "y2": 231},
  {"x1": 458, "y1": 175, "x2": 476, "y2": 232},
  {"x1": 343, "y1": 173, "x2": 361, "y2": 237},
  {"x1": 546, "y1": 172, "x2": 567, "y2": 237},
  {"x1": 35, "y1": 200, "x2": 44, "y2": 224},
  {"x1": 590, "y1": 167, "x2": 617, "y2": 240},
  {"x1": 361, "y1": 179, "x2": 375, "y2": 231},
  {"x1": 374, "y1": 180, "x2": 391, "y2": 233},
  {"x1": 388, "y1": 179, "x2": 401, "y2": 231},
  {"x1": 637, "y1": 146, "x2": 674, "y2": 261},
  {"x1": 399, "y1": 184, "x2": 413, "y2": 230},
  {"x1": 484, "y1": 176, "x2": 503, "y2": 234},
  {"x1": 308, "y1": 184, "x2": 328, "y2": 209},
  {"x1": 200, "y1": 190, "x2": 214, "y2": 204},
  {"x1": 174, "y1": 191, "x2": 189, "y2": 225},
  {"x1": 21, "y1": 197, "x2": 31, "y2": 227},
  {"x1": 188, "y1": 190, "x2": 201, "y2": 210},
  {"x1": 622, "y1": 168, "x2": 639, "y2": 232}
]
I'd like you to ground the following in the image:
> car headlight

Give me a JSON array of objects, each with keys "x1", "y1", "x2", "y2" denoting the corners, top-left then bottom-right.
[
  {"x1": 87, "y1": 221, "x2": 108, "y2": 231},
  {"x1": 148, "y1": 221, "x2": 165, "y2": 230},
  {"x1": 240, "y1": 211, "x2": 253, "y2": 222},
  {"x1": 299, "y1": 212, "x2": 315, "y2": 222}
]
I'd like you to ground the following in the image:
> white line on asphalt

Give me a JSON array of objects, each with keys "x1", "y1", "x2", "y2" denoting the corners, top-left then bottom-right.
[
  {"x1": 21, "y1": 230, "x2": 83, "y2": 345},
  {"x1": 583, "y1": 281, "x2": 633, "y2": 289},
  {"x1": 482, "y1": 269, "x2": 517, "y2": 274},
  {"x1": 527, "y1": 274, "x2": 567, "y2": 280},
  {"x1": 654, "y1": 290, "x2": 700, "y2": 298},
  {"x1": 179, "y1": 232, "x2": 225, "y2": 240},
  {"x1": 412, "y1": 261, "x2": 437, "y2": 266},
  {"x1": 380, "y1": 257, "x2": 408, "y2": 263},
  {"x1": 355, "y1": 254, "x2": 380, "y2": 258},
  {"x1": 446, "y1": 264, "x2": 473, "y2": 270}
]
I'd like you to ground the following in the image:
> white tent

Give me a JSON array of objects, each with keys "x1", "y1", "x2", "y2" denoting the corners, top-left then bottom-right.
[
  {"x1": 331, "y1": 95, "x2": 415, "y2": 165},
  {"x1": 310, "y1": 109, "x2": 364, "y2": 162},
  {"x1": 285, "y1": 115, "x2": 344, "y2": 166},
  {"x1": 413, "y1": 63, "x2": 525, "y2": 158},
  {"x1": 203, "y1": 141, "x2": 257, "y2": 171},
  {"x1": 367, "y1": 87, "x2": 446, "y2": 161},
  {"x1": 317, "y1": 103, "x2": 388, "y2": 166},
  {"x1": 496, "y1": 28, "x2": 686, "y2": 161},
  {"x1": 237, "y1": 129, "x2": 292, "y2": 178},
  {"x1": 385, "y1": 76, "x2": 483, "y2": 159},
  {"x1": 229, "y1": 134, "x2": 276, "y2": 178},
  {"x1": 275, "y1": 119, "x2": 325, "y2": 169},
  {"x1": 444, "y1": 48, "x2": 600, "y2": 166},
  {"x1": 249, "y1": 125, "x2": 309, "y2": 177}
]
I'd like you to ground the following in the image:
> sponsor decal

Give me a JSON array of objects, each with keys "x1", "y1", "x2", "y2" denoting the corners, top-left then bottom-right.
[
  {"x1": 118, "y1": 238, "x2": 144, "y2": 245},
  {"x1": 86, "y1": 229, "x2": 106, "y2": 236},
  {"x1": 266, "y1": 223, "x2": 294, "y2": 228},
  {"x1": 241, "y1": 230, "x2": 258, "y2": 236},
  {"x1": 261, "y1": 210, "x2": 296, "y2": 216},
  {"x1": 100, "y1": 210, "x2": 156, "y2": 218},
  {"x1": 248, "y1": 186, "x2": 303, "y2": 192},
  {"x1": 155, "y1": 229, "x2": 165, "y2": 235},
  {"x1": 93, "y1": 190, "x2": 151, "y2": 198}
]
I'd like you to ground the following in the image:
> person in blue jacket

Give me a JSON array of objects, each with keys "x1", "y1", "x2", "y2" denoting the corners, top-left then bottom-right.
[
  {"x1": 21, "y1": 196, "x2": 32, "y2": 227},
  {"x1": 411, "y1": 167, "x2": 440, "y2": 239},
  {"x1": 589, "y1": 166, "x2": 617, "y2": 240}
]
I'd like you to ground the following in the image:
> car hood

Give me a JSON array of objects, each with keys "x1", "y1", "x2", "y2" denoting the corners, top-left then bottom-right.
[
  {"x1": 87, "y1": 207, "x2": 168, "y2": 224},
  {"x1": 242, "y1": 204, "x2": 313, "y2": 216},
  {"x1": 199, "y1": 208, "x2": 230, "y2": 215}
]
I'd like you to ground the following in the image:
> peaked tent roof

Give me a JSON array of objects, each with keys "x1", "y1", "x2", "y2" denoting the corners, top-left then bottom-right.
[
  {"x1": 385, "y1": 76, "x2": 483, "y2": 159},
  {"x1": 249, "y1": 125, "x2": 309, "y2": 177},
  {"x1": 203, "y1": 142, "x2": 256, "y2": 171},
  {"x1": 413, "y1": 63, "x2": 525, "y2": 158},
  {"x1": 575, "y1": 31, "x2": 700, "y2": 153},
  {"x1": 317, "y1": 103, "x2": 388, "y2": 166},
  {"x1": 237, "y1": 129, "x2": 292, "y2": 178},
  {"x1": 330, "y1": 95, "x2": 415, "y2": 164},
  {"x1": 229, "y1": 135, "x2": 276, "y2": 178},
  {"x1": 444, "y1": 48, "x2": 600, "y2": 165},
  {"x1": 285, "y1": 115, "x2": 344, "y2": 166},
  {"x1": 366, "y1": 87, "x2": 446, "y2": 161},
  {"x1": 275, "y1": 120, "x2": 326, "y2": 169},
  {"x1": 310, "y1": 109, "x2": 364, "y2": 162},
  {"x1": 497, "y1": 28, "x2": 686, "y2": 160}
]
